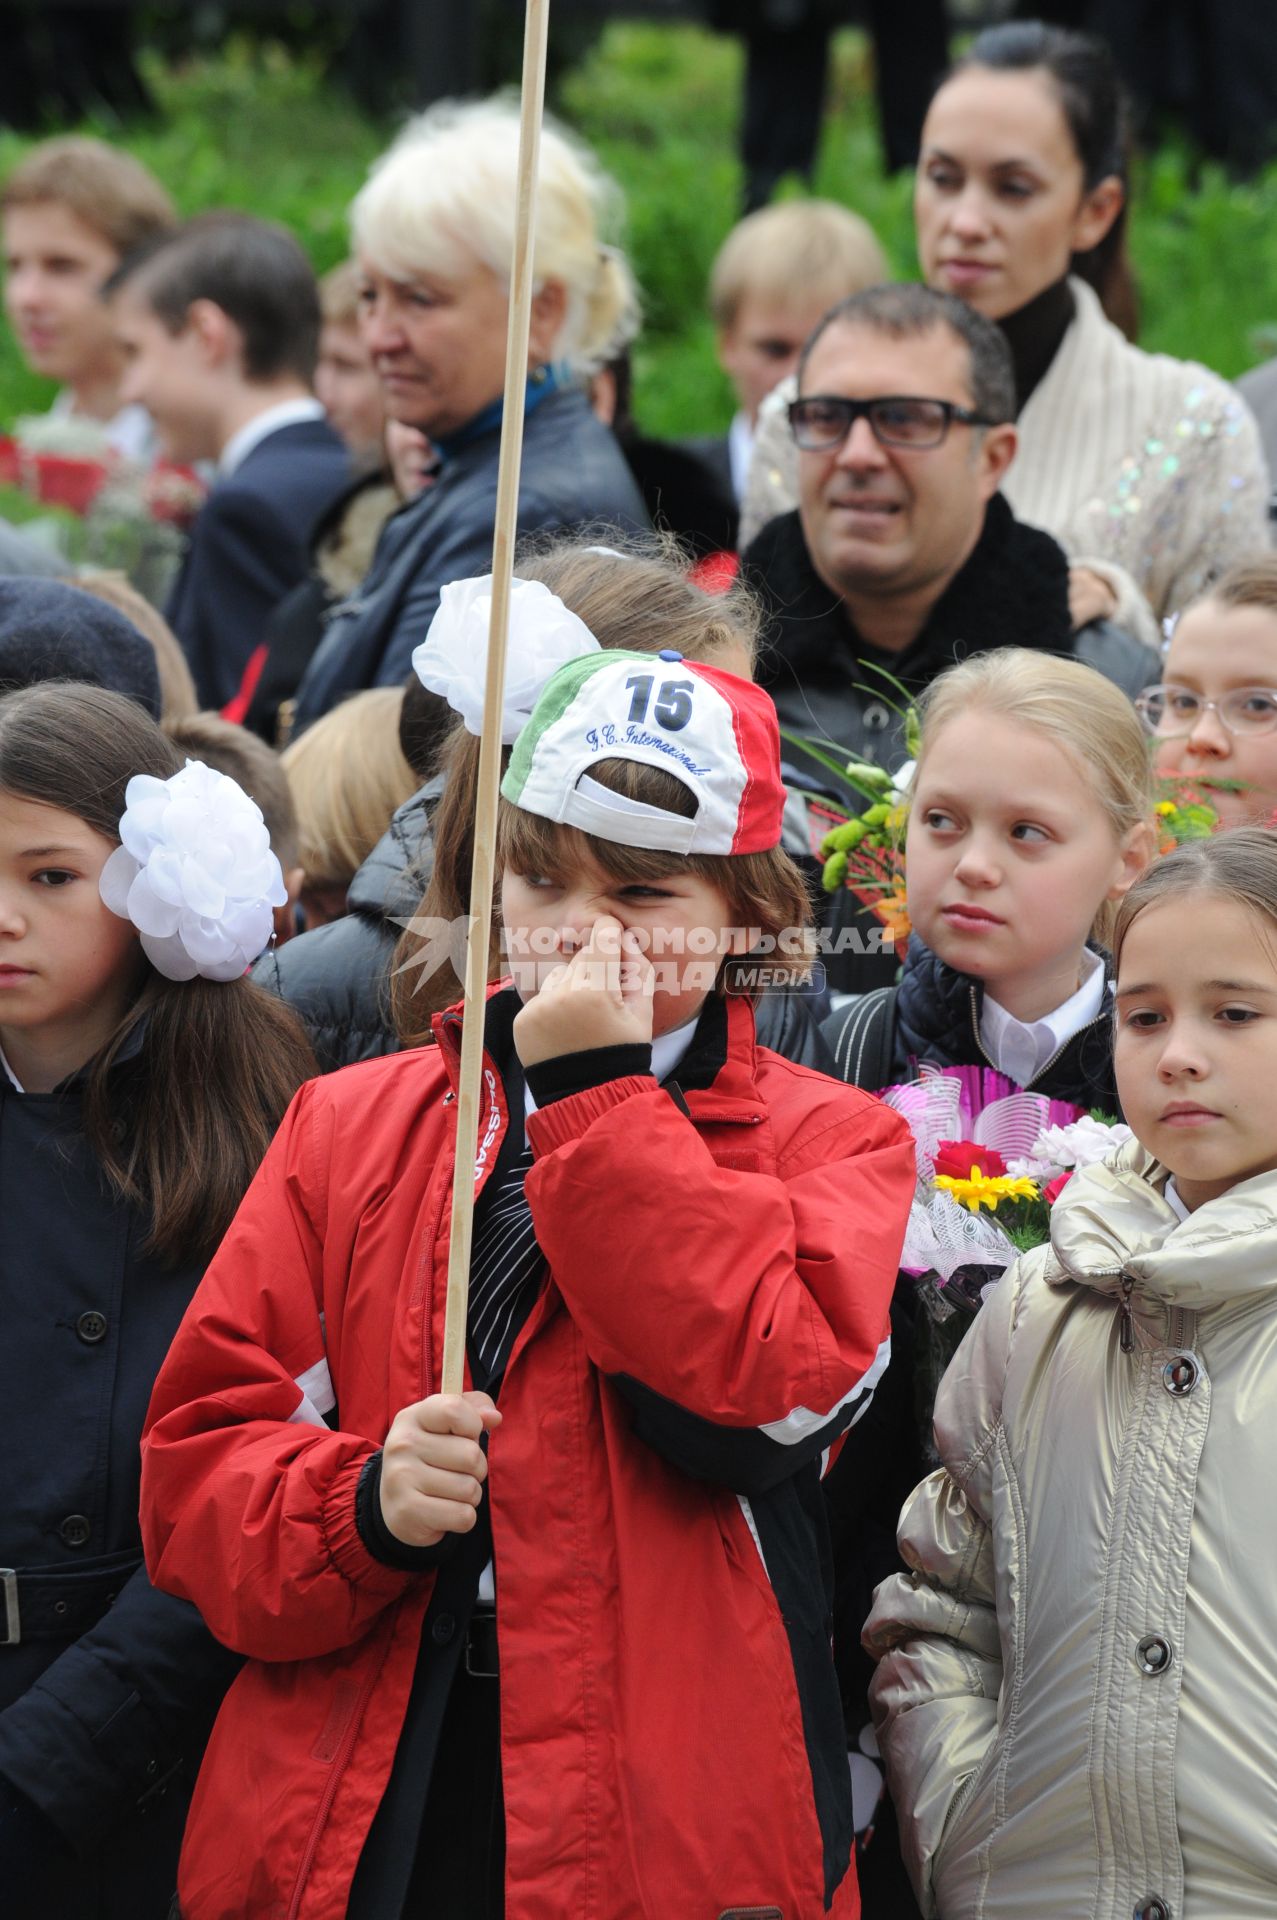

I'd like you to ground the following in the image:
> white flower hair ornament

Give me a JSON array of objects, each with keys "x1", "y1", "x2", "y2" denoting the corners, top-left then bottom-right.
[
  {"x1": 412, "y1": 574, "x2": 600, "y2": 744},
  {"x1": 98, "y1": 760, "x2": 287, "y2": 982}
]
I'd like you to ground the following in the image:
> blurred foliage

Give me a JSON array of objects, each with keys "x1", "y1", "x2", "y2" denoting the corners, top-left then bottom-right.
[{"x1": 2, "y1": 22, "x2": 1276, "y2": 441}]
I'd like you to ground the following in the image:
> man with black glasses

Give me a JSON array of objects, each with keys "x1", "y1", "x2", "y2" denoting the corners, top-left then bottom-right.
[{"x1": 745, "y1": 283, "x2": 1155, "y2": 799}]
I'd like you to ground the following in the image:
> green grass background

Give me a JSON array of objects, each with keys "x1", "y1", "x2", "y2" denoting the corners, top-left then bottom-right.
[{"x1": 3, "y1": 23, "x2": 1275, "y2": 442}]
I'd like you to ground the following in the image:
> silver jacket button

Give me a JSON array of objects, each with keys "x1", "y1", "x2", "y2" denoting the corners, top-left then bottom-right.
[
  {"x1": 1162, "y1": 1352, "x2": 1201, "y2": 1396},
  {"x1": 1136, "y1": 1633, "x2": 1174, "y2": 1675}
]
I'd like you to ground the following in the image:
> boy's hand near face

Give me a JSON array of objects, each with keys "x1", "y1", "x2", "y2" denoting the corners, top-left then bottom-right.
[
  {"x1": 379, "y1": 1391, "x2": 502, "y2": 1547},
  {"x1": 513, "y1": 915, "x2": 656, "y2": 1065}
]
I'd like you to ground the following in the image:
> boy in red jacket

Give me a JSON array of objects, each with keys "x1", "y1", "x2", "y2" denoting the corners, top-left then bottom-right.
[{"x1": 141, "y1": 614, "x2": 914, "y2": 1920}]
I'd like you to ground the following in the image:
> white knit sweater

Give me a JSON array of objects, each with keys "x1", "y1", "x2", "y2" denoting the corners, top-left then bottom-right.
[{"x1": 741, "y1": 279, "x2": 1271, "y2": 641}]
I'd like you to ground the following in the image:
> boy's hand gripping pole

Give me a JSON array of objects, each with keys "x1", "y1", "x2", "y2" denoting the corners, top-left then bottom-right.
[{"x1": 441, "y1": 0, "x2": 552, "y2": 1396}]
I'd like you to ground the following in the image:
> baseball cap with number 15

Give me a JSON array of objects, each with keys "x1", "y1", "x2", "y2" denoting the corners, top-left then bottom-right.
[{"x1": 500, "y1": 648, "x2": 787, "y2": 855}]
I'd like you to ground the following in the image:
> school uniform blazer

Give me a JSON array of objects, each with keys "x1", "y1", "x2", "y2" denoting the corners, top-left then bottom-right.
[
  {"x1": 140, "y1": 990, "x2": 914, "y2": 1920},
  {"x1": 165, "y1": 418, "x2": 351, "y2": 709},
  {"x1": 0, "y1": 1058, "x2": 240, "y2": 1909}
]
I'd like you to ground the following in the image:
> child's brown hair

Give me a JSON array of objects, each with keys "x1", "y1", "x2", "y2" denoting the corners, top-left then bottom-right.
[
  {"x1": 495, "y1": 754, "x2": 813, "y2": 987},
  {"x1": 1113, "y1": 828, "x2": 1277, "y2": 966}
]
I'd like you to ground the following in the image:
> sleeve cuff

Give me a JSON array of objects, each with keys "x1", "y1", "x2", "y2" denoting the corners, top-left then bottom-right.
[
  {"x1": 525, "y1": 1042, "x2": 653, "y2": 1107},
  {"x1": 354, "y1": 1452, "x2": 459, "y2": 1574}
]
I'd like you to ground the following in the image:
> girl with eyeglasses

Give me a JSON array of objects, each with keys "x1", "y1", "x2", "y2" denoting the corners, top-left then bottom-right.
[
  {"x1": 741, "y1": 22, "x2": 1269, "y2": 643},
  {"x1": 1141, "y1": 558, "x2": 1277, "y2": 830}
]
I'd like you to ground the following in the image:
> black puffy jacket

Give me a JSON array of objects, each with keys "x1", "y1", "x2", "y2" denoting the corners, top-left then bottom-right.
[
  {"x1": 821, "y1": 934, "x2": 1120, "y2": 1110},
  {"x1": 255, "y1": 781, "x2": 839, "y2": 1078}
]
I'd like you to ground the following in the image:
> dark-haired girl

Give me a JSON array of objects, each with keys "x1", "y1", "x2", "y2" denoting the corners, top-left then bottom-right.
[
  {"x1": 0, "y1": 682, "x2": 314, "y2": 1916},
  {"x1": 743, "y1": 21, "x2": 1269, "y2": 636}
]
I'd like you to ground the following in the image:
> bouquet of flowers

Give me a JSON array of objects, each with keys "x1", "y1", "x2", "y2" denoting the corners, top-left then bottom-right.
[
  {"x1": 0, "y1": 412, "x2": 204, "y2": 605},
  {"x1": 880, "y1": 1063, "x2": 1131, "y2": 1457}
]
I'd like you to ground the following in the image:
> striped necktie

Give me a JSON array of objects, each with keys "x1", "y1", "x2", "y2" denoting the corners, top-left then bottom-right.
[{"x1": 467, "y1": 1143, "x2": 545, "y2": 1383}]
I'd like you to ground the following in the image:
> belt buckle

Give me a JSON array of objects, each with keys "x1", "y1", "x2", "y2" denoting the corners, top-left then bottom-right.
[{"x1": 0, "y1": 1570, "x2": 19, "y2": 1646}]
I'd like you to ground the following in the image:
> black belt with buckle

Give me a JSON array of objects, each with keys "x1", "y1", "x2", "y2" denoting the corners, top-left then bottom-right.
[
  {"x1": 0, "y1": 1552, "x2": 141, "y2": 1646},
  {"x1": 464, "y1": 1610, "x2": 499, "y2": 1679}
]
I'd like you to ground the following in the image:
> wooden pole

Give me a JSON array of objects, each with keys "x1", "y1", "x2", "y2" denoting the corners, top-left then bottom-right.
[{"x1": 440, "y1": 0, "x2": 552, "y2": 1395}]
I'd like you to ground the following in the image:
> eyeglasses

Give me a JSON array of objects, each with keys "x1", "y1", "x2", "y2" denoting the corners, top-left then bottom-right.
[
  {"x1": 1136, "y1": 684, "x2": 1277, "y2": 737},
  {"x1": 787, "y1": 394, "x2": 995, "y2": 452}
]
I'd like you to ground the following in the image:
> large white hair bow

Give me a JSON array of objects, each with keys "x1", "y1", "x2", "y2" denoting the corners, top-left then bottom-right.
[
  {"x1": 412, "y1": 575, "x2": 600, "y2": 743},
  {"x1": 99, "y1": 760, "x2": 287, "y2": 982}
]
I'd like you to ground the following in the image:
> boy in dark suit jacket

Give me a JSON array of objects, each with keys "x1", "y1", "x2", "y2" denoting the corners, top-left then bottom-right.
[{"x1": 109, "y1": 213, "x2": 351, "y2": 708}]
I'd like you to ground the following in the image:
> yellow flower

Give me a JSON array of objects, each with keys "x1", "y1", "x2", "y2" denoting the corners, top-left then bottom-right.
[
  {"x1": 1155, "y1": 800, "x2": 1177, "y2": 817},
  {"x1": 934, "y1": 1167, "x2": 1041, "y2": 1212}
]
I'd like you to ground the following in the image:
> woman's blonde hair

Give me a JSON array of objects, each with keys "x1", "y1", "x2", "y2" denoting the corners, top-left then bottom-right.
[
  {"x1": 914, "y1": 649, "x2": 1154, "y2": 942},
  {"x1": 281, "y1": 687, "x2": 418, "y2": 893},
  {"x1": 392, "y1": 533, "x2": 770, "y2": 1043},
  {"x1": 352, "y1": 97, "x2": 639, "y2": 374}
]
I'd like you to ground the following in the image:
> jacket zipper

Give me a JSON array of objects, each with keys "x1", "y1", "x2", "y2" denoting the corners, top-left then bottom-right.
[
  {"x1": 966, "y1": 987, "x2": 1110, "y2": 1090},
  {"x1": 1117, "y1": 1271, "x2": 1136, "y2": 1353}
]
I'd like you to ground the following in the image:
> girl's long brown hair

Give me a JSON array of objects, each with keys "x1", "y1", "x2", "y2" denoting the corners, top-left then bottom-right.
[
  {"x1": 0, "y1": 683, "x2": 315, "y2": 1264},
  {"x1": 391, "y1": 534, "x2": 765, "y2": 1046}
]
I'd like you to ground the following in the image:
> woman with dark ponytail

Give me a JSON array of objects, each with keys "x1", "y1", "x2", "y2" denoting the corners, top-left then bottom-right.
[
  {"x1": 742, "y1": 22, "x2": 1269, "y2": 644},
  {"x1": 0, "y1": 682, "x2": 314, "y2": 1915}
]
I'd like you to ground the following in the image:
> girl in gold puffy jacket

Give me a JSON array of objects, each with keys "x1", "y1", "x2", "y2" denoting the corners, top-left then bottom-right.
[{"x1": 868, "y1": 828, "x2": 1277, "y2": 1920}]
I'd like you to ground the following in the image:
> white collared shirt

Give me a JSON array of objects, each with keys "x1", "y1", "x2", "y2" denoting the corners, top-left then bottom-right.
[
  {"x1": 979, "y1": 946, "x2": 1106, "y2": 1087},
  {"x1": 0, "y1": 1041, "x2": 23, "y2": 1092},
  {"x1": 218, "y1": 397, "x2": 326, "y2": 478},
  {"x1": 1163, "y1": 1178, "x2": 1190, "y2": 1222},
  {"x1": 523, "y1": 1010, "x2": 701, "y2": 1125}
]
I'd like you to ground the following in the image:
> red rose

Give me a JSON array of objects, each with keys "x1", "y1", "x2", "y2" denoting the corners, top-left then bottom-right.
[
  {"x1": 1044, "y1": 1170, "x2": 1075, "y2": 1205},
  {"x1": 934, "y1": 1140, "x2": 1007, "y2": 1180}
]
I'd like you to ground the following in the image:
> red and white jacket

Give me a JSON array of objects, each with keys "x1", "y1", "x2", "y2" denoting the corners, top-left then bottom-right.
[{"x1": 141, "y1": 991, "x2": 913, "y2": 1919}]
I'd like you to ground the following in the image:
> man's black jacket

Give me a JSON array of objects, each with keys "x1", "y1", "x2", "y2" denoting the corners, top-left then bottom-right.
[{"x1": 745, "y1": 493, "x2": 1157, "y2": 801}]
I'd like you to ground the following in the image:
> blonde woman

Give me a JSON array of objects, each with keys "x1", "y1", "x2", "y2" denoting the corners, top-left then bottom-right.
[
  {"x1": 292, "y1": 98, "x2": 649, "y2": 727},
  {"x1": 281, "y1": 687, "x2": 418, "y2": 929}
]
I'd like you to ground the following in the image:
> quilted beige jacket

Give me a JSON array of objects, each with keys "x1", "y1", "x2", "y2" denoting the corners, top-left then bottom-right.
[{"x1": 865, "y1": 1140, "x2": 1277, "y2": 1920}]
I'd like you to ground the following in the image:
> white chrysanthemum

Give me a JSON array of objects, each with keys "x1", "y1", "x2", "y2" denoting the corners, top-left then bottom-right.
[
  {"x1": 412, "y1": 575, "x2": 600, "y2": 743},
  {"x1": 1008, "y1": 1116, "x2": 1133, "y2": 1180},
  {"x1": 98, "y1": 759, "x2": 287, "y2": 982}
]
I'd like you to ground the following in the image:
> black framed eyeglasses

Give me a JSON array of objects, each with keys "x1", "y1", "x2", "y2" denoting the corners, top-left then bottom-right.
[
  {"x1": 1136, "y1": 683, "x2": 1277, "y2": 738},
  {"x1": 788, "y1": 393, "x2": 995, "y2": 452}
]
